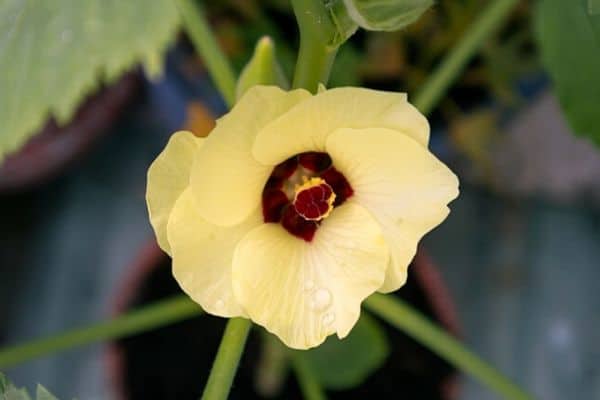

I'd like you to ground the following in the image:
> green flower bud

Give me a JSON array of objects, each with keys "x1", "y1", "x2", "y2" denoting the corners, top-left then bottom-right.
[
  {"x1": 236, "y1": 36, "x2": 289, "y2": 100},
  {"x1": 332, "y1": 0, "x2": 434, "y2": 32}
]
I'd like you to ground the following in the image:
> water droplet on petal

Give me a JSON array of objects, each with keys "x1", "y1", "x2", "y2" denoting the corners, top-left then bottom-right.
[
  {"x1": 323, "y1": 312, "x2": 335, "y2": 326},
  {"x1": 310, "y1": 288, "x2": 331, "y2": 311},
  {"x1": 304, "y1": 280, "x2": 315, "y2": 291}
]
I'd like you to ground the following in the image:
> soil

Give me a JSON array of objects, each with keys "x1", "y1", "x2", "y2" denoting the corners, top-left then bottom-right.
[{"x1": 114, "y1": 258, "x2": 456, "y2": 400}]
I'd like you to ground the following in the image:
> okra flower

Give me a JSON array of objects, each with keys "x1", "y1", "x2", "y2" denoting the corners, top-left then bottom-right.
[{"x1": 146, "y1": 86, "x2": 458, "y2": 349}]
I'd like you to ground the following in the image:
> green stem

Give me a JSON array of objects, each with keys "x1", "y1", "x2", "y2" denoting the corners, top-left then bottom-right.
[
  {"x1": 365, "y1": 293, "x2": 534, "y2": 400},
  {"x1": 292, "y1": 34, "x2": 337, "y2": 93},
  {"x1": 255, "y1": 332, "x2": 289, "y2": 397},
  {"x1": 413, "y1": 0, "x2": 519, "y2": 115},
  {"x1": 176, "y1": 0, "x2": 237, "y2": 107},
  {"x1": 0, "y1": 295, "x2": 200, "y2": 370},
  {"x1": 201, "y1": 318, "x2": 252, "y2": 400},
  {"x1": 291, "y1": 353, "x2": 327, "y2": 400},
  {"x1": 291, "y1": 0, "x2": 339, "y2": 92}
]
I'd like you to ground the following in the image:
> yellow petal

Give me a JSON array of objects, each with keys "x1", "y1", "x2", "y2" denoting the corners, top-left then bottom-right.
[
  {"x1": 146, "y1": 131, "x2": 202, "y2": 254},
  {"x1": 190, "y1": 86, "x2": 311, "y2": 226},
  {"x1": 326, "y1": 127, "x2": 459, "y2": 293},
  {"x1": 167, "y1": 188, "x2": 262, "y2": 317},
  {"x1": 232, "y1": 203, "x2": 388, "y2": 349},
  {"x1": 252, "y1": 87, "x2": 428, "y2": 165}
]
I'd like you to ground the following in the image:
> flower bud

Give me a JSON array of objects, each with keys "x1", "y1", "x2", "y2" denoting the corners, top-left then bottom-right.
[{"x1": 236, "y1": 36, "x2": 289, "y2": 99}]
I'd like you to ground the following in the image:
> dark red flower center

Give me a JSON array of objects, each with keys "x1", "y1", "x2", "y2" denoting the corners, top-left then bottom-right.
[
  {"x1": 262, "y1": 152, "x2": 354, "y2": 242},
  {"x1": 293, "y1": 179, "x2": 335, "y2": 221}
]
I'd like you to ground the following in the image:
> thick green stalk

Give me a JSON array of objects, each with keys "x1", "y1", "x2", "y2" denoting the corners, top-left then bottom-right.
[
  {"x1": 176, "y1": 0, "x2": 237, "y2": 107},
  {"x1": 365, "y1": 294, "x2": 534, "y2": 400},
  {"x1": 292, "y1": 33, "x2": 337, "y2": 93},
  {"x1": 413, "y1": 0, "x2": 519, "y2": 115},
  {"x1": 201, "y1": 318, "x2": 252, "y2": 400},
  {"x1": 0, "y1": 296, "x2": 200, "y2": 369},
  {"x1": 291, "y1": 0, "x2": 339, "y2": 92},
  {"x1": 291, "y1": 353, "x2": 327, "y2": 400}
]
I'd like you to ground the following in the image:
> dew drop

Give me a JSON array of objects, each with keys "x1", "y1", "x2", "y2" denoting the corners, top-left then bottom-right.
[
  {"x1": 215, "y1": 299, "x2": 225, "y2": 309},
  {"x1": 322, "y1": 312, "x2": 335, "y2": 326},
  {"x1": 310, "y1": 288, "x2": 331, "y2": 311},
  {"x1": 304, "y1": 280, "x2": 315, "y2": 291}
]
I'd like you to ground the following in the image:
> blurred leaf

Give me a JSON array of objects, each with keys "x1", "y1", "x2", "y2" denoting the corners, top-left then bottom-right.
[
  {"x1": 299, "y1": 314, "x2": 389, "y2": 390},
  {"x1": 329, "y1": 44, "x2": 362, "y2": 87},
  {"x1": 235, "y1": 36, "x2": 289, "y2": 99},
  {"x1": 0, "y1": 0, "x2": 180, "y2": 159},
  {"x1": 0, "y1": 373, "x2": 59, "y2": 400},
  {"x1": 534, "y1": 0, "x2": 600, "y2": 145}
]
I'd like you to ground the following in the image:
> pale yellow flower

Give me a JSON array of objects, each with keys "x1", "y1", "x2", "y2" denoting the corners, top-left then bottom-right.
[{"x1": 146, "y1": 86, "x2": 459, "y2": 349}]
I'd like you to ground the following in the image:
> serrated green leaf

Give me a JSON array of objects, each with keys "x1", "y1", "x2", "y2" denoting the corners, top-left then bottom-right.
[
  {"x1": 235, "y1": 36, "x2": 289, "y2": 100},
  {"x1": 534, "y1": 0, "x2": 600, "y2": 145},
  {"x1": 34, "y1": 386, "x2": 57, "y2": 400},
  {"x1": 0, "y1": 374, "x2": 59, "y2": 400},
  {"x1": 0, "y1": 0, "x2": 180, "y2": 160},
  {"x1": 299, "y1": 313, "x2": 389, "y2": 390},
  {"x1": 2, "y1": 386, "x2": 31, "y2": 400}
]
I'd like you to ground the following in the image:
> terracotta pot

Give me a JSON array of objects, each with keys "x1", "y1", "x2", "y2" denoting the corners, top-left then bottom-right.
[
  {"x1": 106, "y1": 241, "x2": 461, "y2": 400},
  {"x1": 0, "y1": 72, "x2": 141, "y2": 193}
]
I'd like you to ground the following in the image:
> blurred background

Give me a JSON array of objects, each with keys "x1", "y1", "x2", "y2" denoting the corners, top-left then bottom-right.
[{"x1": 1, "y1": 1, "x2": 600, "y2": 399}]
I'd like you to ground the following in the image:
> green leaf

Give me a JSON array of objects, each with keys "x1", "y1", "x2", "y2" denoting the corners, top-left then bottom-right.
[
  {"x1": 235, "y1": 36, "x2": 289, "y2": 100},
  {"x1": 534, "y1": 0, "x2": 600, "y2": 145},
  {"x1": 299, "y1": 314, "x2": 390, "y2": 390},
  {"x1": 34, "y1": 387, "x2": 57, "y2": 400},
  {"x1": 0, "y1": 373, "x2": 59, "y2": 400},
  {"x1": 2, "y1": 387, "x2": 31, "y2": 400},
  {"x1": 0, "y1": 0, "x2": 180, "y2": 159}
]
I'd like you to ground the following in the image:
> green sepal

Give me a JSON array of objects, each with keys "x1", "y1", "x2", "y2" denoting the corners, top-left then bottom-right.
[
  {"x1": 235, "y1": 36, "x2": 290, "y2": 100},
  {"x1": 331, "y1": 0, "x2": 434, "y2": 32}
]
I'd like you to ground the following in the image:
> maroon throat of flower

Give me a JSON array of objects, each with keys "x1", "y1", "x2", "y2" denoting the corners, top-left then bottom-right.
[{"x1": 262, "y1": 152, "x2": 354, "y2": 242}]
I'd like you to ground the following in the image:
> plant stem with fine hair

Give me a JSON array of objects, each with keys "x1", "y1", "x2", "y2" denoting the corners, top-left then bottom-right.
[
  {"x1": 0, "y1": 295, "x2": 200, "y2": 369},
  {"x1": 291, "y1": 0, "x2": 339, "y2": 93}
]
